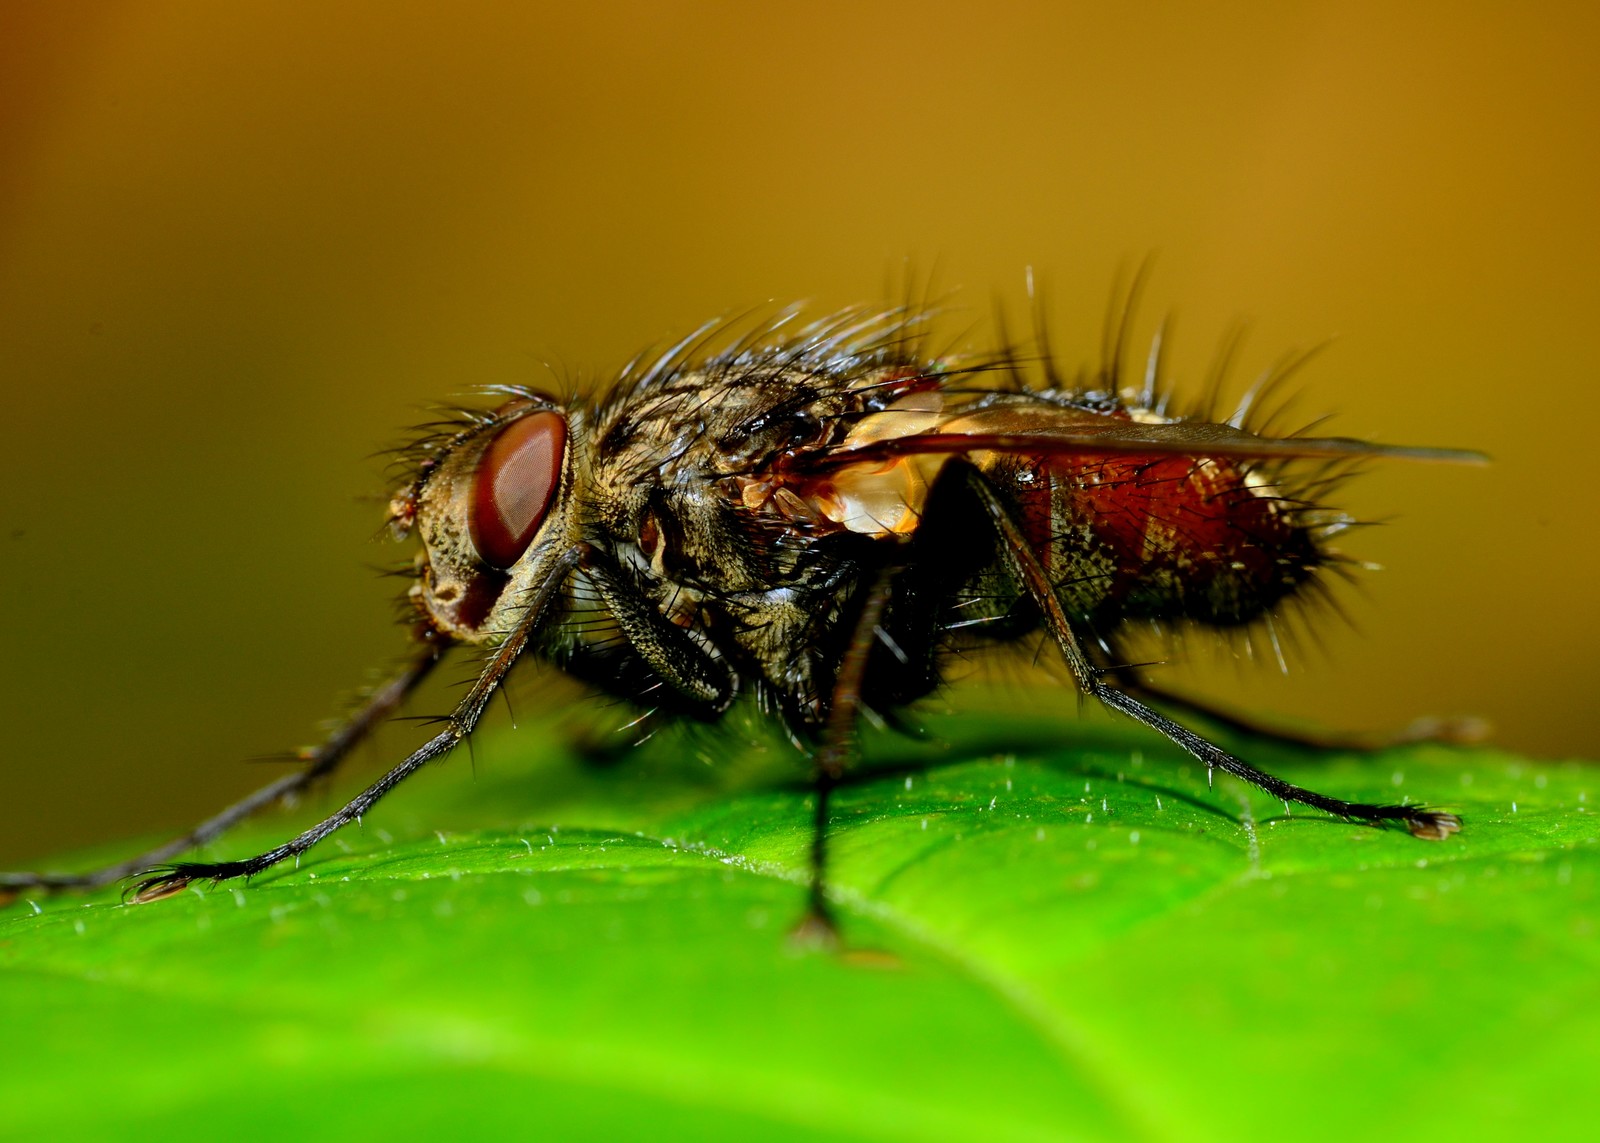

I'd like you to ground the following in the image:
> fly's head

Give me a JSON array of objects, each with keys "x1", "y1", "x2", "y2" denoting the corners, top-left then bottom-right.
[{"x1": 388, "y1": 392, "x2": 579, "y2": 643}]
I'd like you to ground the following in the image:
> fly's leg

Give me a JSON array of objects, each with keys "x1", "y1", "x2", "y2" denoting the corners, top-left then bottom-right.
[
  {"x1": 107, "y1": 548, "x2": 582, "y2": 902},
  {"x1": 966, "y1": 470, "x2": 1461, "y2": 840},
  {"x1": 1112, "y1": 670, "x2": 1489, "y2": 752},
  {"x1": 585, "y1": 558, "x2": 736, "y2": 716},
  {"x1": 0, "y1": 641, "x2": 447, "y2": 899},
  {"x1": 793, "y1": 567, "x2": 896, "y2": 947},
  {"x1": 1092, "y1": 690, "x2": 1462, "y2": 837}
]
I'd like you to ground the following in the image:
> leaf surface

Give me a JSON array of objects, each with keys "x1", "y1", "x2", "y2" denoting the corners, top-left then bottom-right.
[{"x1": 2, "y1": 710, "x2": 1594, "y2": 1142}]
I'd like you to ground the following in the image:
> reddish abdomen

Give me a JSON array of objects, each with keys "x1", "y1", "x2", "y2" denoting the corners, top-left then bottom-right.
[{"x1": 1010, "y1": 453, "x2": 1320, "y2": 626}]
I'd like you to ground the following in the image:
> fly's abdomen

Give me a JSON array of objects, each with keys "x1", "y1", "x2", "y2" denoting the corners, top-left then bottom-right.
[{"x1": 1007, "y1": 453, "x2": 1322, "y2": 627}]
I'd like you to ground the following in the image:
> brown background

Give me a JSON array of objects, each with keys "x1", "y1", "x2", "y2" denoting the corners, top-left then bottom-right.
[{"x1": 2, "y1": 1, "x2": 1596, "y2": 866}]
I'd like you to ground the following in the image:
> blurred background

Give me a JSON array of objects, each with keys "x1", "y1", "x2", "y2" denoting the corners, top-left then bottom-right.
[{"x1": 2, "y1": 1, "x2": 1595, "y2": 866}]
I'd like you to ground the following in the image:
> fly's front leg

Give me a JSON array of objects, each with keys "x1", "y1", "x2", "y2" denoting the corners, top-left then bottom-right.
[
  {"x1": 793, "y1": 567, "x2": 896, "y2": 947},
  {"x1": 0, "y1": 640, "x2": 447, "y2": 900},
  {"x1": 109, "y1": 547, "x2": 583, "y2": 902},
  {"x1": 584, "y1": 559, "x2": 735, "y2": 717},
  {"x1": 965, "y1": 470, "x2": 1461, "y2": 840}
]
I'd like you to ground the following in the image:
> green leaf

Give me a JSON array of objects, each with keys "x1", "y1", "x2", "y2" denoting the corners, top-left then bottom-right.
[{"x1": 2, "y1": 709, "x2": 1595, "y2": 1142}]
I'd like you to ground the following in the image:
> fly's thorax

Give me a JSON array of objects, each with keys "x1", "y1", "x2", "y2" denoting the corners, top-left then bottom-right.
[
  {"x1": 574, "y1": 362, "x2": 945, "y2": 722},
  {"x1": 582, "y1": 418, "x2": 761, "y2": 603},
  {"x1": 582, "y1": 373, "x2": 776, "y2": 584},
  {"x1": 584, "y1": 362, "x2": 942, "y2": 576}
]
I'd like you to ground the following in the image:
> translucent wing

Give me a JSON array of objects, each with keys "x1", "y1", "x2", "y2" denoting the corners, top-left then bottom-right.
[{"x1": 792, "y1": 402, "x2": 1486, "y2": 472}]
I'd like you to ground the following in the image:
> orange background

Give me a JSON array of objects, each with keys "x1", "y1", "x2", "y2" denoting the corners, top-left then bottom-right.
[{"x1": 2, "y1": 2, "x2": 1596, "y2": 865}]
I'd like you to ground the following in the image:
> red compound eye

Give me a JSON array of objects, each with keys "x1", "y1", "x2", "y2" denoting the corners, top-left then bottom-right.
[{"x1": 469, "y1": 410, "x2": 566, "y2": 569}]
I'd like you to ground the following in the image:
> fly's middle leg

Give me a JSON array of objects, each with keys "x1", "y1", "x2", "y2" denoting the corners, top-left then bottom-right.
[{"x1": 791, "y1": 567, "x2": 896, "y2": 948}]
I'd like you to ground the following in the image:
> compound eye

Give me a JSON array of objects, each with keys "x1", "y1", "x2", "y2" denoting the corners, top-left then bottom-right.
[{"x1": 468, "y1": 410, "x2": 567, "y2": 569}]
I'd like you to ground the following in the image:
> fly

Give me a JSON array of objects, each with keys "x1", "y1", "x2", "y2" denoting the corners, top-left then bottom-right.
[{"x1": 1, "y1": 297, "x2": 1484, "y2": 934}]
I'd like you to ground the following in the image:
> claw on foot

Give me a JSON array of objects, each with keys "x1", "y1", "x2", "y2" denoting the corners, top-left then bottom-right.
[
  {"x1": 127, "y1": 871, "x2": 194, "y2": 904},
  {"x1": 1407, "y1": 811, "x2": 1463, "y2": 841},
  {"x1": 788, "y1": 907, "x2": 842, "y2": 954}
]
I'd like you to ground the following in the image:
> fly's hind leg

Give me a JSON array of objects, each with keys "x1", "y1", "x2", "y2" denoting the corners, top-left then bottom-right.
[
  {"x1": 1111, "y1": 669, "x2": 1488, "y2": 752},
  {"x1": 0, "y1": 640, "x2": 447, "y2": 902},
  {"x1": 966, "y1": 469, "x2": 1462, "y2": 841}
]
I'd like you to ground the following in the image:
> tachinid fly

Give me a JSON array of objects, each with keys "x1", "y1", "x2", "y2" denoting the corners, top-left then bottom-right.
[{"x1": 2, "y1": 298, "x2": 1482, "y2": 932}]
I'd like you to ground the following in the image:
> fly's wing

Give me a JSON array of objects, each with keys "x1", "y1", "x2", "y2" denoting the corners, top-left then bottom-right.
[
  {"x1": 792, "y1": 402, "x2": 1487, "y2": 472},
  {"x1": 761, "y1": 397, "x2": 1482, "y2": 541}
]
